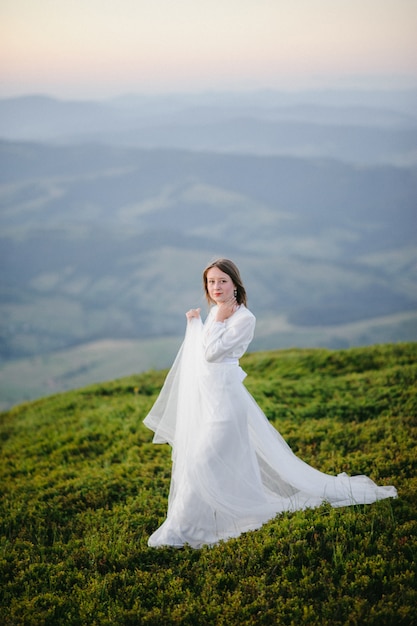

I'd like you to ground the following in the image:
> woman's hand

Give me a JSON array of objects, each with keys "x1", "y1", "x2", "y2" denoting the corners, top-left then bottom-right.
[
  {"x1": 186, "y1": 308, "x2": 201, "y2": 321},
  {"x1": 215, "y1": 296, "x2": 238, "y2": 322}
]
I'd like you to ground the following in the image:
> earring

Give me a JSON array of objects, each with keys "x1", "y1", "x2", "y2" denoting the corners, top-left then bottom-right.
[{"x1": 234, "y1": 289, "x2": 238, "y2": 298}]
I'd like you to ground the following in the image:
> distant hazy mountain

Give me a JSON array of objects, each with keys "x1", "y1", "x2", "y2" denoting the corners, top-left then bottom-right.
[
  {"x1": 1, "y1": 90, "x2": 416, "y2": 164},
  {"x1": 1, "y1": 139, "x2": 416, "y2": 365}
]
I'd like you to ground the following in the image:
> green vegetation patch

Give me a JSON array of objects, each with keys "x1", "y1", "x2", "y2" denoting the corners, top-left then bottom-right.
[{"x1": 1, "y1": 343, "x2": 416, "y2": 625}]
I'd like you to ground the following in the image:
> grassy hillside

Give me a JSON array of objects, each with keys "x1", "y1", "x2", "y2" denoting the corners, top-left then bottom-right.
[{"x1": 1, "y1": 343, "x2": 416, "y2": 625}]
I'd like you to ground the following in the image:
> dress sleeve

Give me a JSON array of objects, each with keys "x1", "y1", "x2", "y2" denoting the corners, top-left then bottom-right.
[{"x1": 203, "y1": 309, "x2": 255, "y2": 362}]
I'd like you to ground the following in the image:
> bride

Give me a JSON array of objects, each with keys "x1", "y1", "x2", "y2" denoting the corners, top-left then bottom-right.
[{"x1": 143, "y1": 258, "x2": 397, "y2": 548}]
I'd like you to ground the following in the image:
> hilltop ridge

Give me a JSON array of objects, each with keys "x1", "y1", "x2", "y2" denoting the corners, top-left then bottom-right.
[{"x1": 1, "y1": 343, "x2": 416, "y2": 625}]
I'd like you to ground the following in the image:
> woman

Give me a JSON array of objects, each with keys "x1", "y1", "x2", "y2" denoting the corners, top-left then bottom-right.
[{"x1": 143, "y1": 259, "x2": 397, "y2": 548}]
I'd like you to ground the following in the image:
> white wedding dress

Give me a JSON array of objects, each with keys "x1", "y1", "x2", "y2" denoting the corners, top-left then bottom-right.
[{"x1": 143, "y1": 305, "x2": 397, "y2": 548}]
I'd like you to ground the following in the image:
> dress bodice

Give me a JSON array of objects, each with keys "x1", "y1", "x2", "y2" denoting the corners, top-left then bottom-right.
[{"x1": 202, "y1": 305, "x2": 256, "y2": 363}]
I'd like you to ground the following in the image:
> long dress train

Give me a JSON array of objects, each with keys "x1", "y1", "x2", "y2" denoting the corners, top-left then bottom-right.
[{"x1": 143, "y1": 305, "x2": 397, "y2": 548}]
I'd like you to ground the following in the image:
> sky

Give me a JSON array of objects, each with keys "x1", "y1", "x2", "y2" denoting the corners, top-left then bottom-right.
[{"x1": 1, "y1": 0, "x2": 417, "y2": 99}]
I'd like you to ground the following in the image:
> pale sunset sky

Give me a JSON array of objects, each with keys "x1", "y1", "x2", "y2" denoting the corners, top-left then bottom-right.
[{"x1": 1, "y1": 0, "x2": 416, "y2": 99}]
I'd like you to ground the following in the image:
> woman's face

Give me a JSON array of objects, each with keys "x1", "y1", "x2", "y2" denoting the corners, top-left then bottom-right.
[{"x1": 206, "y1": 267, "x2": 235, "y2": 305}]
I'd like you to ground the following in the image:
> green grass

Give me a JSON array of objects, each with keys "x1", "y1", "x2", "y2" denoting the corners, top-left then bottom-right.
[{"x1": 1, "y1": 343, "x2": 416, "y2": 625}]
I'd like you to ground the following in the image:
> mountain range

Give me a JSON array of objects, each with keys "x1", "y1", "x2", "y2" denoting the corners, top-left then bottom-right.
[
  {"x1": 1, "y1": 89, "x2": 416, "y2": 408},
  {"x1": 1, "y1": 90, "x2": 417, "y2": 164}
]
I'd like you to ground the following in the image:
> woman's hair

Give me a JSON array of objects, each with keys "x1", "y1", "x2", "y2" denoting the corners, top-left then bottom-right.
[{"x1": 203, "y1": 258, "x2": 247, "y2": 306}]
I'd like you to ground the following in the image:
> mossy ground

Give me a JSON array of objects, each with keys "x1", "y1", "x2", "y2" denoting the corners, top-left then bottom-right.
[{"x1": 1, "y1": 343, "x2": 416, "y2": 625}]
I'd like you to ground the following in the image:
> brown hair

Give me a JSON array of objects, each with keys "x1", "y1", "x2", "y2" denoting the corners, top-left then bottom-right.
[{"x1": 203, "y1": 258, "x2": 247, "y2": 306}]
